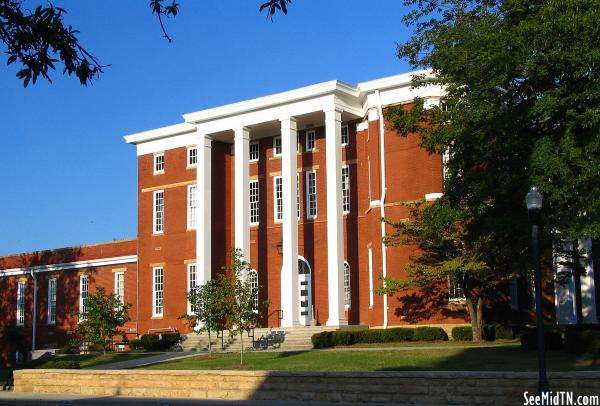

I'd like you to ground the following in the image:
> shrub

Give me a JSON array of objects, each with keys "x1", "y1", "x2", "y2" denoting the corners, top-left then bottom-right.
[
  {"x1": 520, "y1": 330, "x2": 563, "y2": 351},
  {"x1": 564, "y1": 328, "x2": 600, "y2": 354},
  {"x1": 311, "y1": 331, "x2": 334, "y2": 349},
  {"x1": 413, "y1": 327, "x2": 448, "y2": 341},
  {"x1": 140, "y1": 334, "x2": 161, "y2": 351},
  {"x1": 494, "y1": 325, "x2": 515, "y2": 340},
  {"x1": 332, "y1": 331, "x2": 357, "y2": 346},
  {"x1": 129, "y1": 338, "x2": 143, "y2": 350},
  {"x1": 382, "y1": 328, "x2": 414, "y2": 342},
  {"x1": 452, "y1": 326, "x2": 473, "y2": 341},
  {"x1": 48, "y1": 360, "x2": 81, "y2": 369},
  {"x1": 357, "y1": 329, "x2": 384, "y2": 343},
  {"x1": 160, "y1": 332, "x2": 181, "y2": 350}
]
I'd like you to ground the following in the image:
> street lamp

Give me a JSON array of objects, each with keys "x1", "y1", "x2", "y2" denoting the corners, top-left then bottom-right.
[{"x1": 525, "y1": 186, "x2": 549, "y2": 394}]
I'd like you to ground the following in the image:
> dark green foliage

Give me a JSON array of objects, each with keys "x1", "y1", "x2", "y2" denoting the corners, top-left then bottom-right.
[
  {"x1": 332, "y1": 331, "x2": 356, "y2": 346},
  {"x1": 160, "y1": 332, "x2": 181, "y2": 350},
  {"x1": 46, "y1": 360, "x2": 81, "y2": 369},
  {"x1": 140, "y1": 334, "x2": 161, "y2": 351},
  {"x1": 358, "y1": 329, "x2": 384, "y2": 344},
  {"x1": 452, "y1": 326, "x2": 473, "y2": 341},
  {"x1": 128, "y1": 339, "x2": 143, "y2": 350},
  {"x1": 520, "y1": 331, "x2": 563, "y2": 351},
  {"x1": 564, "y1": 327, "x2": 600, "y2": 354},
  {"x1": 413, "y1": 327, "x2": 448, "y2": 341},
  {"x1": 382, "y1": 327, "x2": 414, "y2": 342},
  {"x1": 494, "y1": 325, "x2": 515, "y2": 340},
  {"x1": 311, "y1": 331, "x2": 334, "y2": 349}
]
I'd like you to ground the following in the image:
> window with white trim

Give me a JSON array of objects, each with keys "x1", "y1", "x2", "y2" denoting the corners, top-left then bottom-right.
[
  {"x1": 448, "y1": 275, "x2": 466, "y2": 301},
  {"x1": 153, "y1": 190, "x2": 164, "y2": 234},
  {"x1": 342, "y1": 165, "x2": 350, "y2": 214},
  {"x1": 48, "y1": 278, "x2": 56, "y2": 325},
  {"x1": 187, "y1": 263, "x2": 197, "y2": 314},
  {"x1": 306, "y1": 170, "x2": 317, "y2": 219},
  {"x1": 341, "y1": 125, "x2": 349, "y2": 146},
  {"x1": 247, "y1": 269, "x2": 259, "y2": 310},
  {"x1": 153, "y1": 267, "x2": 164, "y2": 317},
  {"x1": 273, "y1": 136, "x2": 282, "y2": 157},
  {"x1": 274, "y1": 176, "x2": 283, "y2": 222},
  {"x1": 343, "y1": 262, "x2": 351, "y2": 309},
  {"x1": 16, "y1": 281, "x2": 25, "y2": 326},
  {"x1": 249, "y1": 140, "x2": 259, "y2": 161},
  {"x1": 250, "y1": 180, "x2": 260, "y2": 225},
  {"x1": 79, "y1": 275, "x2": 89, "y2": 321},
  {"x1": 187, "y1": 185, "x2": 197, "y2": 230},
  {"x1": 368, "y1": 248, "x2": 374, "y2": 307},
  {"x1": 296, "y1": 134, "x2": 300, "y2": 153},
  {"x1": 296, "y1": 173, "x2": 300, "y2": 219},
  {"x1": 187, "y1": 147, "x2": 197, "y2": 167},
  {"x1": 306, "y1": 130, "x2": 315, "y2": 152},
  {"x1": 114, "y1": 272, "x2": 125, "y2": 307},
  {"x1": 154, "y1": 153, "x2": 165, "y2": 174}
]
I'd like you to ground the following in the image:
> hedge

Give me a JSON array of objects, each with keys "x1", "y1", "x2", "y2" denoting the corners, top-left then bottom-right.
[
  {"x1": 564, "y1": 327, "x2": 600, "y2": 354},
  {"x1": 312, "y1": 327, "x2": 444, "y2": 349},
  {"x1": 161, "y1": 332, "x2": 182, "y2": 349},
  {"x1": 520, "y1": 330, "x2": 563, "y2": 351},
  {"x1": 140, "y1": 334, "x2": 161, "y2": 351},
  {"x1": 413, "y1": 327, "x2": 448, "y2": 341},
  {"x1": 311, "y1": 331, "x2": 334, "y2": 349},
  {"x1": 452, "y1": 326, "x2": 473, "y2": 341},
  {"x1": 382, "y1": 327, "x2": 414, "y2": 342}
]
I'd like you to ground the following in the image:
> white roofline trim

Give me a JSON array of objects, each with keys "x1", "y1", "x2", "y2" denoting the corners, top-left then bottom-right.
[
  {"x1": 124, "y1": 123, "x2": 196, "y2": 145},
  {"x1": 0, "y1": 255, "x2": 138, "y2": 277}
]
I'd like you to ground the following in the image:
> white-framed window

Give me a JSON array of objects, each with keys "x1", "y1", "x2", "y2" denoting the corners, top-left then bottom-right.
[
  {"x1": 187, "y1": 146, "x2": 197, "y2": 167},
  {"x1": 343, "y1": 261, "x2": 351, "y2": 309},
  {"x1": 154, "y1": 153, "x2": 165, "y2": 174},
  {"x1": 247, "y1": 269, "x2": 259, "y2": 310},
  {"x1": 187, "y1": 184, "x2": 197, "y2": 230},
  {"x1": 368, "y1": 247, "x2": 374, "y2": 307},
  {"x1": 153, "y1": 267, "x2": 164, "y2": 317},
  {"x1": 79, "y1": 275, "x2": 89, "y2": 321},
  {"x1": 296, "y1": 173, "x2": 300, "y2": 220},
  {"x1": 249, "y1": 140, "x2": 260, "y2": 162},
  {"x1": 448, "y1": 275, "x2": 466, "y2": 301},
  {"x1": 305, "y1": 130, "x2": 316, "y2": 152},
  {"x1": 250, "y1": 180, "x2": 260, "y2": 225},
  {"x1": 153, "y1": 190, "x2": 164, "y2": 234},
  {"x1": 273, "y1": 136, "x2": 282, "y2": 157},
  {"x1": 48, "y1": 278, "x2": 57, "y2": 325},
  {"x1": 114, "y1": 272, "x2": 125, "y2": 307},
  {"x1": 187, "y1": 263, "x2": 197, "y2": 314},
  {"x1": 16, "y1": 281, "x2": 25, "y2": 327},
  {"x1": 341, "y1": 125, "x2": 349, "y2": 146},
  {"x1": 306, "y1": 170, "x2": 317, "y2": 219},
  {"x1": 342, "y1": 165, "x2": 350, "y2": 214},
  {"x1": 296, "y1": 134, "x2": 300, "y2": 153},
  {"x1": 274, "y1": 176, "x2": 283, "y2": 222}
]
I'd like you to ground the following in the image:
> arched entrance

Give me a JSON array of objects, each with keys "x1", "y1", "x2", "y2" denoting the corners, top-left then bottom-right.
[{"x1": 298, "y1": 256, "x2": 312, "y2": 326}]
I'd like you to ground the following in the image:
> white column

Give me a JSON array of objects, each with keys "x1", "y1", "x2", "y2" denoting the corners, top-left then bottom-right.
[
  {"x1": 234, "y1": 127, "x2": 251, "y2": 266},
  {"x1": 196, "y1": 131, "x2": 212, "y2": 285},
  {"x1": 325, "y1": 107, "x2": 347, "y2": 326},
  {"x1": 280, "y1": 117, "x2": 300, "y2": 327}
]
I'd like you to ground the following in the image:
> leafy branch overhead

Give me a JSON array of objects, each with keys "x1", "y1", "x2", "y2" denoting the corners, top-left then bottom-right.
[{"x1": 1, "y1": 0, "x2": 292, "y2": 87}]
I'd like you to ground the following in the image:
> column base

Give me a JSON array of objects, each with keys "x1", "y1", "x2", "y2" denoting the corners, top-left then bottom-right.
[
  {"x1": 280, "y1": 320, "x2": 301, "y2": 328},
  {"x1": 325, "y1": 318, "x2": 348, "y2": 327}
]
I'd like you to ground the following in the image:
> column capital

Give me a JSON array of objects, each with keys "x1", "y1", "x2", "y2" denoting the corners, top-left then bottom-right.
[
  {"x1": 234, "y1": 126, "x2": 251, "y2": 135},
  {"x1": 324, "y1": 106, "x2": 344, "y2": 116}
]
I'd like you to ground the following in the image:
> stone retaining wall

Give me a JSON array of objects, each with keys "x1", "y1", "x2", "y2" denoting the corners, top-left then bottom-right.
[{"x1": 13, "y1": 369, "x2": 600, "y2": 405}]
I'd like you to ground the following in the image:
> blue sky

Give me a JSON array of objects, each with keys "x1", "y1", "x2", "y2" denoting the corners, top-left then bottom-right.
[{"x1": 0, "y1": 1, "x2": 413, "y2": 256}]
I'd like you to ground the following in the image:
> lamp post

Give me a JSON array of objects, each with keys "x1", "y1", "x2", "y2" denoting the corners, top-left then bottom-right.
[{"x1": 525, "y1": 186, "x2": 550, "y2": 394}]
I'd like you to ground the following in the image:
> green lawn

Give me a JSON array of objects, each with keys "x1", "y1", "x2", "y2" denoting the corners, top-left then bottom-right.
[
  {"x1": 140, "y1": 347, "x2": 599, "y2": 372},
  {"x1": 30, "y1": 352, "x2": 154, "y2": 369},
  {"x1": 344, "y1": 339, "x2": 519, "y2": 348}
]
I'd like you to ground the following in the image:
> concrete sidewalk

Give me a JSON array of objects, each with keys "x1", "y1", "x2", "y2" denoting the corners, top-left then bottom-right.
[{"x1": 85, "y1": 352, "x2": 201, "y2": 370}]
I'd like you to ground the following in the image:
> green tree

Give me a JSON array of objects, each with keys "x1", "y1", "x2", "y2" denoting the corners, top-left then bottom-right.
[
  {"x1": 380, "y1": 0, "x2": 600, "y2": 331},
  {"x1": 1, "y1": 0, "x2": 291, "y2": 86},
  {"x1": 76, "y1": 286, "x2": 131, "y2": 355}
]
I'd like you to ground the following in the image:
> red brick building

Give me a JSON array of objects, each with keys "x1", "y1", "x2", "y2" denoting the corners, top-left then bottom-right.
[{"x1": 1, "y1": 71, "x2": 597, "y2": 365}]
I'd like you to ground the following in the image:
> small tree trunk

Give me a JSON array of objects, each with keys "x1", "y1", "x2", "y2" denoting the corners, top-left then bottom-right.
[
  {"x1": 240, "y1": 333, "x2": 244, "y2": 365},
  {"x1": 466, "y1": 296, "x2": 484, "y2": 342}
]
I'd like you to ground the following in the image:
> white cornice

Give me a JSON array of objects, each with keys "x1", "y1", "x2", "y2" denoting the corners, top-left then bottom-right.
[
  {"x1": 124, "y1": 123, "x2": 196, "y2": 145},
  {"x1": 0, "y1": 255, "x2": 138, "y2": 277}
]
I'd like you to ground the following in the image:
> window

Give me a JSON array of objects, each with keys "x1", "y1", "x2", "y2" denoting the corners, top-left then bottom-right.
[
  {"x1": 274, "y1": 176, "x2": 283, "y2": 222},
  {"x1": 187, "y1": 263, "x2": 197, "y2": 314},
  {"x1": 247, "y1": 269, "x2": 259, "y2": 310},
  {"x1": 342, "y1": 165, "x2": 350, "y2": 214},
  {"x1": 249, "y1": 140, "x2": 259, "y2": 161},
  {"x1": 153, "y1": 190, "x2": 164, "y2": 234},
  {"x1": 306, "y1": 171, "x2": 317, "y2": 219},
  {"x1": 448, "y1": 275, "x2": 466, "y2": 301},
  {"x1": 187, "y1": 147, "x2": 197, "y2": 167},
  {"x1": 48, "y1": 278, "x2": 57, "y2": 325},
  {"x1": 341, "y1": 125, "x2": 349, "y2": 146},
  {"x1": 16, "y1": 281, "x2": 25, "y2": 326},
  {"x1": 368, "y1": 248, "x2": 374, "y2": 307},
  {"x1": 250, "y1": 180, "x2": 260, "y2": 225},
  {"x1": 343, "y1": 262, "x2": 351, "y2": 309},
  {"x1": 114, "y1": 272, "x2": 125, "y2": 307},
  {"x1": 187, "y1": 185, "x2": 197, "y2": 230},
  {"x1": 79, "y1": 275, "x2": 89, "y2": 321},
  {"x1": 273, "y1": 136, "x2": 282, "y2": 157},
  {"x1": 153, "y1": 267, "x2": 164, "y2": 317},
  {"x1": 154, "y1": 153, "x2": 165, "y2": 174},
  {"x1": 297, "y1": 134, "x2": 300, "y2": 153},
  {"x1": 306, "y1": 130, "x2": 316, "y2": 151},
  {"x1": 296, "y1": 173, "x2": 300, "y2": 219}
]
